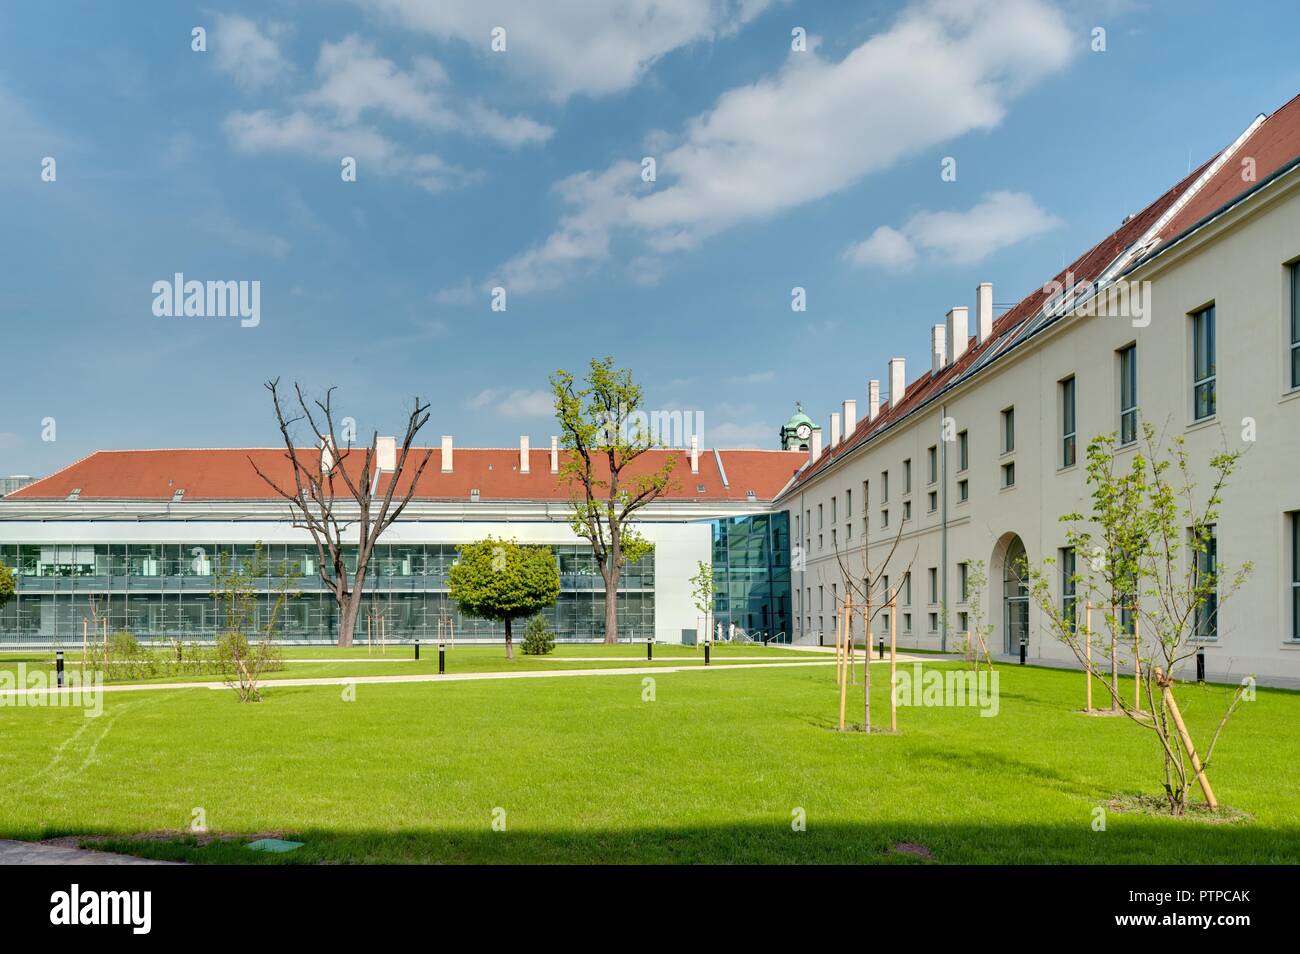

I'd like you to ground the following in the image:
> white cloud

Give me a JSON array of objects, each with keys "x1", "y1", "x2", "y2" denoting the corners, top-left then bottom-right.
[
  {"x1": 223, "y1": 108, "x2": 479, "y2": 193},
  {"x1": 467, "y1": 388, "x2": 555, "y2": 418},
  {"x1": 304, "y1": 36, "x2": 552, "y2": 146},
  {"x1": 846, "y1": 191, "x2": 1062, "y2": 269},
  {"x1": 353, "y1": 0, "x2": 775, "y2": 101},
  {"x1": 490, "y1": 0, "x2": 1074, "y2": 292},
  {"x1": 221, "y1": 32, "x2": 552, "y2": 191},
  {"x1": 213, "y1": 15, "x2": 291, "y2": 91},
  {"x1": 843, "y1": 226, "x2": 918, "y2": 269}
]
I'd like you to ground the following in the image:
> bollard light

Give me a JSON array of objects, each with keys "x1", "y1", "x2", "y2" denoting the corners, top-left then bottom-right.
[
  {"x1": 1019, "y1": 634, "x2": 1027, "y2": 666},
  {"x1": 1196, "y1": 646, "x2": 1205, "y2": 683},
  {"x1": 647, "y1": 639, "x2": 652, "y2": 661},
  {"x1": 55, "y1": 650, "x2": 65, "y2": 689},
  {"x1": 878, "y1": 635, "x2": 884, "y2": 660},
  {"x1": 438, "y1": 642, "x2": 445, "y2": 675},
  {"x1": 704, "y1": 642, "x2": 710, "y2": 666},
  {"x1": 414, "y1": 639, "x2": 420, "y2": 661}
]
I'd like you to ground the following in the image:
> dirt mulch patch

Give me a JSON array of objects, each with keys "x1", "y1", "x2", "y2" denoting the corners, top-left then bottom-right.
[{"x1": 1104, "y1": 795, "x2": 1251, "y2": 824}]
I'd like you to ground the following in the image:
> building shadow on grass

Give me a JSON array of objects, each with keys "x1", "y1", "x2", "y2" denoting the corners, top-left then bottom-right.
[{"x1": 55, "y1": 817, "x2": 1300, "y2": 866}]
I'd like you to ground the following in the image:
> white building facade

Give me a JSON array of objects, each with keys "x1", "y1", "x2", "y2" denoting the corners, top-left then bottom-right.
[{"x1": 778, "y1": 99, "x2": 1300, "y2": 681}]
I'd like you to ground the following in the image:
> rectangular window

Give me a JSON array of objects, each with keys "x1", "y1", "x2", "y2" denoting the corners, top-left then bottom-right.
[
  {"x1": 1194, "y1": 525, "x2": 1218, "y2": 640},
  {"x1": 1001, "y1": 461, "x2": 1015, "y2": 488},
  {"x1": 903, "y1": 613, "x2": 912, "y2": 633},
  {"x1": 1001, "y1": 407, "x2": 1015, "y2": 454},
  {"x1": 831, "y1": 496, "x2": 837, "y2": 523},
  {"x1": 903, "y1": 459, "x2": 912, "y2": 494},
  {"x1": 1119, "y1": 344, "x2": 1138, "y2": 444},
  {"x1": 957, "y1": 611, "x2": 968, "y2": 632},
  {"x1": 862, "y1": 480, "x2": 869, "y2": 511},
  {"x1": 831, "y1": 528, "x2": 837, "y2": 549},
  {"x1": 1291, "y1": 263, "x2": 1300, "y2": 389},
  {"x1": 903, "y1": 572, "x2": 912, "y2": 605},
  {"x1": 845, "y1": 489, "x2": 851, "y2": 517},
  {"x1": 958, "y1": 478, "x2": 968, "y2": 502},
  {"x1": 1061, "y1": 547, "x2": 1077, "y2": 634},
  {"x1": 928, "y1": 567, "x2": 938, "y2": 604},
  {"x1": 928, "y1": 612, "x2": 938, "y2": 632},
  {"x1": 1292, "y1": 513, "x2": 1300, "y2": 640},
  {"x1": 817, "y1": 504, "x2": 823, "y2": 529},
  {"x1": 880, "y1": 509, "x2": 889, "y2": 528},
  {"x1": 881, "y1": 471, "x2": 889, "y2": 503},
  {"x1": 1060, "y1": 375, "x2": 1077, "y2": 468},
  {"x1": 958, "y1": 562, "x2": 969, "y2": 602},
  {"x1": 958, "y1": 430, "x2": 968, "y2": 472},
  {"x1": 927, "y1": 445, "x2": 937, "y2": 484},
  {"x1": 927, "y1": 490, "x2": 937, "y2": 513},
  {"x1": 1192, "y1": 305, "x2": 1216, "y2": 421},
  {"x1": 903, "y1": 500, "x2": 912, "y2": 521}
]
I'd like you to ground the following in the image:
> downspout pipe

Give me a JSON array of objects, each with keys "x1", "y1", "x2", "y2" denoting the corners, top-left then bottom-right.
[{"x1": 940, "y1": 405, "x2": 948, "y2": 653}]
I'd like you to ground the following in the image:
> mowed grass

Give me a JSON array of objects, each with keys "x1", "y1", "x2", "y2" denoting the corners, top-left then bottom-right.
[
  {"x1": 0, "y1": 658, "x2": 1297, "y2": 864},
  {"x1": 0, "y1": 642, "x2": 816, "y2": 685}
]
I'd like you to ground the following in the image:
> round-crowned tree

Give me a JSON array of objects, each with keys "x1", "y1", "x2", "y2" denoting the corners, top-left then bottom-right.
[{"x1": 448, "y1": 538, "x2": 560, "y2": 659}]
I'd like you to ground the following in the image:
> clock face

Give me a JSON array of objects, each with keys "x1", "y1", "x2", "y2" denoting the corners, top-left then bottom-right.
[{"x1": 796, "y1": 423, "x2": 812, "y2": 440}]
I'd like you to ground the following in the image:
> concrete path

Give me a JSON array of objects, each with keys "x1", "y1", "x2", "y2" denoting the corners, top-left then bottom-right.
[
  {"x1": 0, "y1": 839, "x2": 177, "y2": 865},
  {"x1": 0, "y1": 655, "x2": 934, "y2": 698}
]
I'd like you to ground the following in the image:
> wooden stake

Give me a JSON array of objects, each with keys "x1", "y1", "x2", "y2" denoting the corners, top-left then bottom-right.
[
  {"x1": 1156, "y1": 668, "x2": 1217, "y2": 810},
  {"x1": 837, "y1": 605, "x2": 849, "y2": 731},
  {"x1": 845, "y1": 592, "x2": 855, "y2": 686},
  {"x1": 863, "y1": 597, "x2": 872, "y2": 733},
  {"x1": 889, "y1": 593, "x2": 898, "y2": 733},
  {"x1": 1133, "y1": 615, "x2": 1142, "y2": 712},
  {"x1": 1084, "y1": 602, "x2": 1093, "y2": 711}
]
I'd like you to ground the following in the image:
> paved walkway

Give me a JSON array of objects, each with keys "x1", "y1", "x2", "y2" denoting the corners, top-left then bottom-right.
[
  {"x1": 0, "y1": 839, "x2": 177, "y2": 865},
  {"x1": 0, "y1": 655, "x2": 934, "y2": 698}
]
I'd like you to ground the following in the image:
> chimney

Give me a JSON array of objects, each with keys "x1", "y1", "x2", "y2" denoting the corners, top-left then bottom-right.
[
  {"x1": 976, "y1": 282, "x2": 993, "y2": 344},
  {"x1": 946, "y1": 306, "x2": 969, "y2": 365},
  {"x1": 842, "y1": 400, "x2": 857, "y2": 441},
  {"x1": 810, "y1": 428, "x2": 823, "y2": 464},
  {"x1": 868, "y1": 380, "x2": 880, "y2": 421},
  {"x1": 440, "y1": 435, "x2": 453, "y2": 473},
  {"x1": 376, "y1": 436, "x2": 396, "y2": 472},
  {"x1": 320, "y1": 436, "x2": 335, "y2": 474},
  {"x1": 550, "y1": 436, "x2": 559, "y2": 474},
  {"x1": 931, "y1": 325, "x2": 947, "y2": 375},
  {"x1": 689, "y1": 435, "x2": 700, "y2": 474},
  {"x1": 829, "y1": 412, "x2": 841, "y2": 449},
  {"x1": 519, "y1": 436, "x2": 530, "y2": 473},
  {"x1": 888, "y1": 358, "x2": 906, "y2": 408}
]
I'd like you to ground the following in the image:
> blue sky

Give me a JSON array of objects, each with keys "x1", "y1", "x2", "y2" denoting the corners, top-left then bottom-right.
[{"x1": 2, "y1": 0, "x2": 1298, "y2": 477}]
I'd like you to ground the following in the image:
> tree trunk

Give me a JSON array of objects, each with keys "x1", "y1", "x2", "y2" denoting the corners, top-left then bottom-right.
[
  {"x1": 504, "y1": 616, "x2": 514, "y2": 660},
  {"x1": 1109, "y1": 602, "x2": 1119, "y2": 712},
  {"x1": 339, "y1": 596, "x2": 360, "y2": 648},
  {"x1": 602, "y1": 563, "x2": 621, "y2": 644}
]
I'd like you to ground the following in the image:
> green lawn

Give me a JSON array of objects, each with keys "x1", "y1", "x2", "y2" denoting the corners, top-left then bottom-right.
[{"x1": 1, "y1": 654, "x2": 1297, "y2": 864}]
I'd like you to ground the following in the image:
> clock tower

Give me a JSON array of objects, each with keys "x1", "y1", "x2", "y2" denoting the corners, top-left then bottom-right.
[{"x1": 779, "y1": 403, "x2": 819, "y2": 451}]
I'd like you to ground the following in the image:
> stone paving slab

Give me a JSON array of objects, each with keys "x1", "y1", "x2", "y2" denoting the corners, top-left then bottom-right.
[{"x1": 0, "y1": 839, "x2": 178, "y2": 865}]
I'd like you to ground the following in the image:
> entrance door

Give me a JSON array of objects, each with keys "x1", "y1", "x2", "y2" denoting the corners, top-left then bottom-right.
[{"x1": 1003, "y1": 536, "x2": 1029, "y2": 654}]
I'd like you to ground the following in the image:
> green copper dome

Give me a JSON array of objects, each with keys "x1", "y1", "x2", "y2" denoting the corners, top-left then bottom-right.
[{"x1": 779, "y1": 403, "x2": 818, "y2": 450}]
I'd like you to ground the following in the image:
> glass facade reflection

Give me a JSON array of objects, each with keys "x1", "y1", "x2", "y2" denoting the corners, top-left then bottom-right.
[
  {"x1": 0, "y1": 543, "x2": 654, "y2": 644},
  {"x1": 710, "y1": 511, "x2": 791, "y2": 642}
]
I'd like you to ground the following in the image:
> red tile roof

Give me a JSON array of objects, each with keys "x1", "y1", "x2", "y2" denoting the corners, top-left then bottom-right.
[
  {"x1": 6, "y1": 447, "x2": 804, "y2": 504},
  {"x1": 783, "y1": 93, "x2": 1300, "y2": 497}
]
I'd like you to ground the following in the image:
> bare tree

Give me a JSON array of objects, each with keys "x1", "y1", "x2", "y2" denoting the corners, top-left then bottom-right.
[
  {"x1": 830, "y1": 511, "x2": 915, "y2": 732},
  {"x1": 250, "y1": 380, "x2": 433, "y2": 646}
]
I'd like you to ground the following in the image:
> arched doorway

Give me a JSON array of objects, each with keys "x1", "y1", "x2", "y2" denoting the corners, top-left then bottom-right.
[{"x1": 1001, "y1": 536, "x2": 1029, "y2": 655}]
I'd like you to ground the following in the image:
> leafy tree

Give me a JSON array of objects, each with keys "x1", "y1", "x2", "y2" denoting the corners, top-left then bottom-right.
[
  {"x1": 551, "y1": 357, "x2": 674, "y2": 643},
  {"x1": 448, "y1": 538, "x2": 560, "y2": 659},
  {"x1": 0, "y1": 561, "x2": 14, "y2": 614},
  {"x1": 689, "y1": 561, "x2": 714, "y2": 642},
  {"x1": 1027, "y1": 424, "x2": 1253, "y2": 813},
  {"x1": 521, "y1": 615, "x2": 556, "y2": 655}
]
